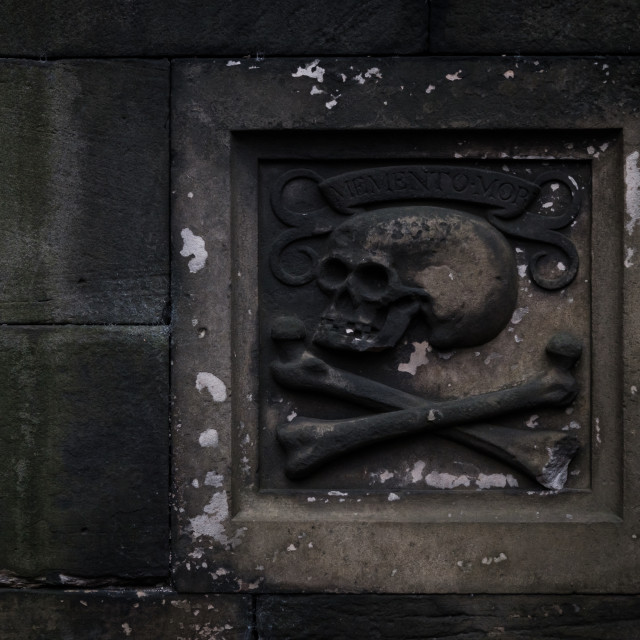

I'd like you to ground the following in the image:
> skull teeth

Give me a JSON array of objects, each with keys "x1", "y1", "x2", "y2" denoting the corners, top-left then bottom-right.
[{"x1": 322, "y1": 318, "x2": 376, "y2": 338}]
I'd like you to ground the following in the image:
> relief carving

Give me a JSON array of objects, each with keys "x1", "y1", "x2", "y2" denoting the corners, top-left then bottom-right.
[{"x1": 266, "y1": 165, "x2": 584, "y2": 490}]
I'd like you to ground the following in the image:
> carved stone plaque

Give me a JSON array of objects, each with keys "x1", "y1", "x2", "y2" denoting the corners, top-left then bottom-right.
[
  {"x1": 172, "y1": 58, "x2": 640, "y2": 594},
  {"x1": 259, "y1": 158, "x2": 590, "y2": 493}
]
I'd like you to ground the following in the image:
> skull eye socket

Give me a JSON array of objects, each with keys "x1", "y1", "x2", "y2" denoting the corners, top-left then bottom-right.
[
  {"x1": 354, "y1": 263, "x2": 391, "y2": 299},
  {"x1": 317, "y1": 257, "x2": 350, "y2": 291}
]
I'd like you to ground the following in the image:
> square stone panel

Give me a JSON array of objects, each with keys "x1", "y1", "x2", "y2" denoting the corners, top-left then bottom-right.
[
  {"x1": 171, "y1": 57, "x2": 640, "y2": 593},
  {"x1": 254, "y1": 142, "x2": 594, "y2": 494}
]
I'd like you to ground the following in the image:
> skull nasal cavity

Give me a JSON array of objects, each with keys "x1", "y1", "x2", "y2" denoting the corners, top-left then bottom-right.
[{"x1": 354, "y1": 263, "x2": 390, "y2": 299}]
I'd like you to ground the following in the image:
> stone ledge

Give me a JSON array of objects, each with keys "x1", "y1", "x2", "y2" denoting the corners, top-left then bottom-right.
[
  {"x1": 257, "y1": 594, "x2": 640, "y2": 639},
  {"x1": 0, "y1": 590, "x2": 252, "y2": 640},
  {"x1": 0, "y1": 1, "x2": 428, "y2": 58},
  {"x1": 430, "y1": 0, "x2": 640, "y2": 54}
]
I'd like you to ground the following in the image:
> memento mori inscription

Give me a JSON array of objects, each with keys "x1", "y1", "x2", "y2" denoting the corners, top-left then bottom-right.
[{"x1": 259, "y1": 161, "x2": 590, "y2": 492}]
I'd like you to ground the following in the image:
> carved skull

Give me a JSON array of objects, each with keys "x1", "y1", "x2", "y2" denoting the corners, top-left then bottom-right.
[{"x1": 312, "y1": 205, "x2": 518, "y2": 352}]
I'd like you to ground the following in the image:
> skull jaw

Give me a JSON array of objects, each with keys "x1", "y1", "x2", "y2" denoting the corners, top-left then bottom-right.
[{"x1": 312, "y1": 300, "x2": 420, "y2": 352}]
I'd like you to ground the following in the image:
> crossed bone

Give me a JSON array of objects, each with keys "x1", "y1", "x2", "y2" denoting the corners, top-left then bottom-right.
[{"x1": 271, "y1": 317, "x2": 582, "y2": 489}]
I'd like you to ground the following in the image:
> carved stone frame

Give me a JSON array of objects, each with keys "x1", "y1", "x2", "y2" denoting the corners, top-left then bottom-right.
[{"x1": 172, "y1": 58, "x2": 640, "y2": 593}]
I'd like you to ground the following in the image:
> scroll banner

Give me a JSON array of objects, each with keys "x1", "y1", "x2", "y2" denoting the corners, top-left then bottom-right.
[
  {"x1": 319, "y1": 166, "x2": 540, "y2": 218},
  {"x1": 270, "y1": 166, "x2": 581, "y2": 291}
]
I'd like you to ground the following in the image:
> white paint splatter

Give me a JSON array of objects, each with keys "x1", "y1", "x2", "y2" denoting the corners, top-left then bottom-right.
[
  {"x1": 482, "y1": 552, "x2": 507, "y2": 565},
  {"x1": 292, "y1": 59, "x2": 325, "y2": 82},
  {"x1": 226, "y1": 60, "x2": 241, "y2": 66},
  {"x1": 388, "y1": 492, "x2": 400, "y2": 501},
  {"x1": 410, "y1": 461, "x2": 426, "y2": 483},
  {"x1": 511, "y1": 307, "x2": 529, "y2": 324},
  {"x1": 595, "y1": 417, "x2": 601, "y2": 444},
  {"x1": 122, "y1": 623, "x2": 132, "y2": 636},
  {"x1": 625, "y1": 151, "x2": 640, "y2": 235},
  {"x1": 191, "y1": 478, "x2": 200, "y2": 488},
  {"x1": 561, "y1": 421, "x2": 581, "y2": 431},
  {"x1": 204, "y1": 472, "x2": 224, "y2": 487},
  {"x1": 307, "y1": 497, "x2": 316, "y2": 502},
  {"x1": 632, "y1": 385, "x2": 638, "y2": 395},
  {"x1": 525, "y1": 415, "x2": 539, "y2": 429},
  {"x1": 372, "y1": 470, "x2": 394, "y2": 484},
  {"x1": 398, "y1": 341, "x2": 430, "y2": 375},
  {"x1": 328, "y1": 490, "x2": 348, "y2": 497},
  {"x1": 446, "y1": 70, "x2": 462, "y2": 81},
  {"x1": 287, "y1": 411, "x2": 297, "y2": 422},
  {"x1": 287, "y1": 544, "x2": 296, "y2": 552},
  {"x1": 542, "y1": 202, "x2": 554, "y2": 209},
  {"x1": 190, "y1": 491, "x2": 245, "y2": 549},
  {"x1": 198, "y1": 429, "x2": 219, "y2": 448},
  {"x1": 625, "y1": 247, "x2": 635, "y2": 268},
  {"x1": 365, "y1": 67, "x2": 382, "y2": 79},
  {"x1": 310, "y1": 85, "x2": 324, "y2": 95},
  {"x1": 381, "y1": 470, "x2": 394, "y2": 482},
  {"x1": 187, "y1": 191, "x2": 194, "y2": 198},
  {"x1": 503, "y1": 70, "x2": 514, "y2": 79},
  {"x1": 517, "y1": 264, "x2": 528, "y2": 278},
  {"x1": 425, "y1": 471, "x2": 471, "y2": 489},
  {"x1": 587, "y1": 145, "x2": 596, "y2": 155},
  {"x1": 425, "y1": 84, "x2": 436, "y2": 94},
  {"x1": 353, "y1": 73, "x2": 365, "y2": 84},
  {"x1": 476, "y1": 474, "x2": 518, "y2": 489},
  {"x1": 180, "y1": 228, "x2": 208, "y2": 273},
  {"x1": 196, "y1": 372, "x2": 227, "y2": 402},
  {"x1": 325, "y1": 98, "x2": 338, "y2": 109},
  {"x1": 427, "y1": 409, "x2": 442, "y2": 421}
]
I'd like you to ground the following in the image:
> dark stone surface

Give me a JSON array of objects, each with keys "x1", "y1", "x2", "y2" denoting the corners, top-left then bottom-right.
[
  {"x1": 430, "y1": 0, "x2": 640, "y2": 54},
  {"x1": 171, "y1": 56, "x2": 637, "y2": 594},
  {"x1": 0, "y1": 60, "x2": 169, "y2": 324},
  {"x1": 257, "y1": 595, "x2": 640, "y2": 639},
  {"x1": 0, "y1": 590, "x2": 252, "y2": 639},
  {"x1": 0, "y1": 1, "x2": 427, "y2": 58},
  {"x1": 0, "y1": 327, "x2": 169, "y2": 585}
]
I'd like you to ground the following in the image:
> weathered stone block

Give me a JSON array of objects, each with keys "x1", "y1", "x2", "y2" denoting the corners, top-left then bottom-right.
[
  {"x1": 0, "y1": 60, "x2": 169, "y2": 324},
  {"x1": 0, "y1": 1, "x2": 427, "y2": 57},
  {"x1": 430, "y1": 0, "x2": 640, "y2": 54},
  {"x1": 171, "y1": 57, "x2": 640, "y2": 593},
  {"x1": 0, "y1": 590, "x2": 251, "y2": 639},
  {"x1": 257, "y1": 595, "x2": 640, "y2": 639},
  {"x1": 0, "y1": 327, "x2": 169, "y2": 585}
]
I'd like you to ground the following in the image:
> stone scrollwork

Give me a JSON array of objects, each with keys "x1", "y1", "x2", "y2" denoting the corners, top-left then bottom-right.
[{"x1": 269, "y1": 165, "x2": 581, "y2": 290}]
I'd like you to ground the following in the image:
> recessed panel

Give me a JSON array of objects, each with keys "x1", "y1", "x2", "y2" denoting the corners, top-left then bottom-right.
[{"x1": 258, "y1": 154, "x2": 592, "y2": 494}]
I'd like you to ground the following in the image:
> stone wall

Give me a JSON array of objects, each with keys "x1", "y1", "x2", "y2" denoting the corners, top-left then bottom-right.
[{"x1": 1, "y1": 2, "x2": 638, "y2": 638}]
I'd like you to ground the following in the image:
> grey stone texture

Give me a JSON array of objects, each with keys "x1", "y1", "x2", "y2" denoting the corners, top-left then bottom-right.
[
  {"x1": 171, "y1": 56, "x2": 640, "y2": 593},
  {"x1": 1, "y1": 0, "x2": 640, "y2": 634},
  {"x1": 0, "y1": 326, "x2": 169, "y2": 585},
  {"x1": 0, "y1": 1, "x2": 428, "y2": 58},
  {"x1": 256, "y1": 595, "x2": 640, "y2": 639},
  {"x1": 0, "y1": 60, "x2": 169, "y2": 324},
  {"x1": 0, "y1": 589, "x2": 252, "y2": 639},
  {"x1": 430, "y1": 0, "x2": 640, "y2": 54}
]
